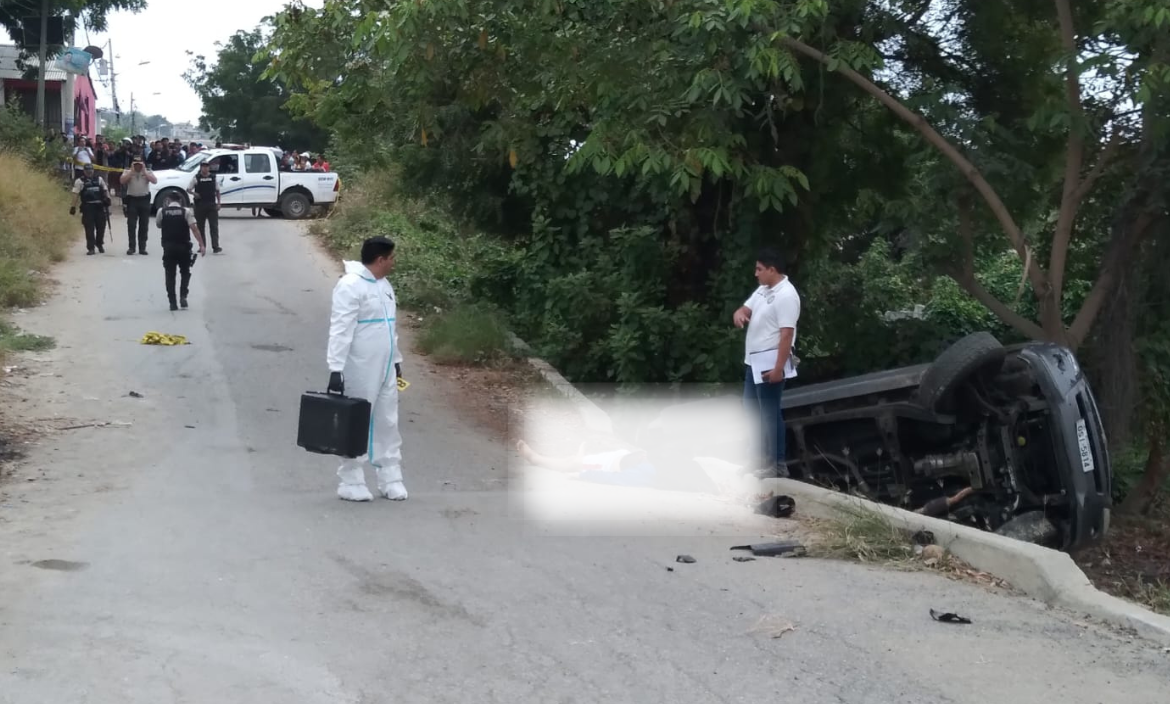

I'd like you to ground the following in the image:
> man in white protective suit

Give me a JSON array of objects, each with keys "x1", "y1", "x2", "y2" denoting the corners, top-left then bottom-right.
[{"x1": 325, "y1": 236, "x2": 407, "y2": 502}]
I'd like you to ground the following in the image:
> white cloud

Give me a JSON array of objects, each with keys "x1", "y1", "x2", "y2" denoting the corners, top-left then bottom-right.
[{"x1": 83, "y1": 0, "x2": 323, "y2": 125}]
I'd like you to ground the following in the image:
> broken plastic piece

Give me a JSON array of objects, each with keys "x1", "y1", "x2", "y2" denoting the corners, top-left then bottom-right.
[
  {"x1": 128, "y1": 391, "x2": 143, "y2": 398},
  {"x1": 676, "y1": 555, "x2": 696, "y2": 564},
  {"x1": 912, "y1": 530, "x2": 936, "y2": 546},
  {"x1": 930, "y1": 609, "x2": 972, "y2": 624},
  {"x1": 730, "y1": 540, "x2": 806, "y2": 557},
  {"x1": 732, "y1": 556, "x2": 756, "y2": 562},
  {"x1": 754, "y1": 495, "x2": 795, "y2": 518}
]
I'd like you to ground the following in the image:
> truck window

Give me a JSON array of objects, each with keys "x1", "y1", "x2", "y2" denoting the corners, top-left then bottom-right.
[
  {"x1": 245, "y1": 153, "x2": 272, "y2": 174},
  {"x1": 209, "y1": 155, "x2": 239, "y2": 174}
]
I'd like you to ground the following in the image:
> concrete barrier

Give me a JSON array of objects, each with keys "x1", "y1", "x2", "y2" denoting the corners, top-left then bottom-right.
[
  {"x1": 507, "y1": 332, "x2": 612, "y2": 434},
  {"x1": 761, "y1": 476, "x2": 1170, "y2": 645}
]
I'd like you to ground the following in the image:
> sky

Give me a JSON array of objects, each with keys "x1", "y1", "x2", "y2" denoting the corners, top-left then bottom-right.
[{"x1": 82, "y1": 0, "x2": 324, "y2": 126}]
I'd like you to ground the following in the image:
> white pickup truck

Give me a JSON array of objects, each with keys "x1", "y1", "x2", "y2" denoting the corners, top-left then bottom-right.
[{"x1": 146, "y1": 147, "x2": 340, "y2": 219}]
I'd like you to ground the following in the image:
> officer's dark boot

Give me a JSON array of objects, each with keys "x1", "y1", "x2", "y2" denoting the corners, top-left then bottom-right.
[{"x1": 180, "y1": 271, "x2": 191, "y2": 309}]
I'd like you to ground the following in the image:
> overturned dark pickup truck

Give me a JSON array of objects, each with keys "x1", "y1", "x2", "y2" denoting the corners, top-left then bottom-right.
[{"x1": 781, "y1": 332, "x2": 1111, "y2": 552}]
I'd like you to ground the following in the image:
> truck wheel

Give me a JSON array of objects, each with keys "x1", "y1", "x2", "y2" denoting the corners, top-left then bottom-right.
[
  {"x1": 280, "y1": 192, "x2": 311, "y2": 219},
  {"x1": 264, "y1": 208, "x2": 284, "y2": 218},
  {"x1": 917, "y1": 332, "x2": 1006, "y2": 413},
  {"x1": 155, "y1": 188, "x2": 188, "y2": 210}
]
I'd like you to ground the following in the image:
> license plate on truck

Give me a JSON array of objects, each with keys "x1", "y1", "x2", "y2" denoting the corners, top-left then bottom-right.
[{"x1": 1076, "y1": 419, "x2": 1095, "y2": 473}]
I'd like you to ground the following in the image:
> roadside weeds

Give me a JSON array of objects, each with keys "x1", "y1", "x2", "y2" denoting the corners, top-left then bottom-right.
[{"x1": 804, "y1": 505, "x2": 1016, "y2": 593}]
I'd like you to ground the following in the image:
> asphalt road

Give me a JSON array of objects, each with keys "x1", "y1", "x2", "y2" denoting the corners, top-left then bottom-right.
[{"x1": 1, "y1": 212, "x2": 1167, "y2": 703}]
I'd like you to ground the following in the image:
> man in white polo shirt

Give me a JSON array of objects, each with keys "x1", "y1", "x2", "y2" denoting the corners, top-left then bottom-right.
[{"x1": 733, "y1": 248, "x2": 800, "y2": 478}]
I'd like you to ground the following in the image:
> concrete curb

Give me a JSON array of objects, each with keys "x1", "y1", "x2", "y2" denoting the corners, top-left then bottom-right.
[
  {"x1": 507, "y1": 333, "x2": 612, "y2": 434},
  {"x1": 762, "y1": 477, "x2": 1170, "y2": 645}
]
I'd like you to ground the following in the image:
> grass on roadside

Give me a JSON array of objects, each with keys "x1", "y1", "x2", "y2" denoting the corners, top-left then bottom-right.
[
  {"x1": 809, "y1": 506, "x2": 920, "y2": 566},
  {"x1": 0, "y1": 321, "x2": 54, "y2": 354},
  {"x1": 311, "y1": 169, "x2": 517, "y2": 365},
  {"x1": 0, "y1": 150, "x2": 73, "y2": 365},
  {"x1": 417, "y1": 304, "x2": 514, "y2": 366}
]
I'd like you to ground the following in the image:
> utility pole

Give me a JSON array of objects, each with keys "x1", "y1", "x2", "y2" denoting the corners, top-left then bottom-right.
[
  {"x1": 34, "y1": 0, "x2": 49, "y2": 131},
  {"x1": 109, "y1": 40, "x2": 119, "y2": 125},
  {"x1": 129, "y1": 93, "x2": 135, "y2": 136}
]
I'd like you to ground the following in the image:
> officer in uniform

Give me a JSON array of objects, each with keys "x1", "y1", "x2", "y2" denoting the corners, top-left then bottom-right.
[
  {"x1": 120, "y1": 155, "x2": 157, "y2": 255},
  {"x1": 187, "y1": 161, "x2": 223, "y2": 253},
  {"x1": 69, "y1": 163, "x2": 110, "y2": 255},
  {"x1": 154, "y1": 192, "x2": 207, "y2": 311}
]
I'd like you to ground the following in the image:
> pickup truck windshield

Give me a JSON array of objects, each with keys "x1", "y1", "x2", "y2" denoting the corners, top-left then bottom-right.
[{"x1": 177, "y1": 153, "x2": 209, "y2": 172}]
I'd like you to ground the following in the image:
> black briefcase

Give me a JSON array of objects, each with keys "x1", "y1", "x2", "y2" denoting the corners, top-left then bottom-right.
[{"x1": 297, "y1": 390, "x2": 371, "y2": 458}]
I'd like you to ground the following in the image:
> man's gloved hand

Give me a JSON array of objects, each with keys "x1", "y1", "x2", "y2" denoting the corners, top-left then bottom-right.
[
  {"x1": 395, "y1": 363, "x2": 402, "y2": 379},
  {"x1": 328, "y1": 371, "x2": 344, "y2": 395},
  {"x1": 69, "y1": 206, "x2": 76, "y2": 215}
]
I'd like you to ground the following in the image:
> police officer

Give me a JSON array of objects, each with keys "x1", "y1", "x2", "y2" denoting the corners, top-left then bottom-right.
[
  {"x1": 120, "y1": 155, "x2": 157, "y2": 255},
  {"x1": 154, "y1": 192, "x2": 207, "y2": 311},
  {"x1": 187, "y1": 161, "x2": 223, "y2": 253},
  {"x1": 69, "y1": 163, "x2": 110, "y2": 255}
]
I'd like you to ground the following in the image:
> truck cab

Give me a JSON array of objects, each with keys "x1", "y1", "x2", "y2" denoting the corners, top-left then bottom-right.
[{"x1": 147, "y1": 148, "x2": 340, "y2": 219}]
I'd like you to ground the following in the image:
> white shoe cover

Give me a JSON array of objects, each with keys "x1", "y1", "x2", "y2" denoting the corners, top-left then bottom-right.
[
  {"x1": 380, "y1": 481, "x2": 408, "y2": 501},
  {"x1": 338, "y1": 483, "x2": 374, "y2": 502}
]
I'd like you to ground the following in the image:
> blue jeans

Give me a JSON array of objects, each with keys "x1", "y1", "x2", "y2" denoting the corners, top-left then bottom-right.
[{"x1": 743, "y1": 365, "x2": 786, "y2": 467}]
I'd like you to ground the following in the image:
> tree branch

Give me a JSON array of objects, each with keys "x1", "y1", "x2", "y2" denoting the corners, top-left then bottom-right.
[
  {"x1": 1048, "y1": 0, "x2": 1086, "y2": 306},
  {"x1": 954, "y1": 198, "x2": 1047, "y2": 340},
  {"x1": 779, "y1": 36, "x2": 1050, "y2": 299},
  {"x1": 1068, "y1": 212, "x2": 1155, "y2": 348},
  {"x1": 1071, "y1": 130, "x2": 1121, "y2": 204}
]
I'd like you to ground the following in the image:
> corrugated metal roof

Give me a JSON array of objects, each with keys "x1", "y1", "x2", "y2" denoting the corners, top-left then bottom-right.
[{"x1": 0, "y1": 44, "x2": 68, "y2": 81}]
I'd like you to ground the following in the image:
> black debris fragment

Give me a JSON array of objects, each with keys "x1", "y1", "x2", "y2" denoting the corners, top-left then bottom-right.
[
  {"x1": 754, "y1": 495, "x2": 796, "y2": 518},
  {"x1": 676, "y1": 555, "x2": 696, "y2": 564},
  {"x1": 127, "y1": 391, "x2": 143, "y2": 398},
  {"x1": 732, "y1": 556, "x2": 756, "y2": 562},
  {"x1": 730, "y1": 540, "x2": 807, "y2": 557},
  {"x1": 912, "y1": 530, "x2": 936, "y2": 546},
  {"x1": 666, "y1": 567, "x2": 674, "y2": 572},
  {"x1": 930, "y1": 609, "x2": 972, "y2": 624}
]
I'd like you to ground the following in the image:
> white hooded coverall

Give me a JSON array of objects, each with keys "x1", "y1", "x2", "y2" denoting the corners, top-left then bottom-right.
[{"x1": 327, "y1": 261, "x2": 405, "y2": 500}]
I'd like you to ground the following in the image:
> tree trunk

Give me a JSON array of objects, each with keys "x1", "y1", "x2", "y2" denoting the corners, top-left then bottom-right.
[{"x1": 1119, "y1": 434, "x2": 1170, "y2": 516}]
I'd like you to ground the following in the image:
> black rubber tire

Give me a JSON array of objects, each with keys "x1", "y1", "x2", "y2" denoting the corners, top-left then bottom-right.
[
  {"x1": 264, "y1": 207, "x2": 284, "y2": 218},
  {"x1": 917, "y1": 332, "x2": 1007, "y2": 412},
  {"x1": 280, "y1": 191, "x2": 311, "y2": 219},
  {"x1": 154, "y1": 188, "x2": 188, "y2": 211}
]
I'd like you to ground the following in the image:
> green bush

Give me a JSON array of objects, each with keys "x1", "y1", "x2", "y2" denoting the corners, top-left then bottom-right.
[
  {"x1": 0, "y1": 321, "x2": 54, "y2": 353},
  {"x1": 417, "y1": 304, "x2": 512, "y2": 365}
]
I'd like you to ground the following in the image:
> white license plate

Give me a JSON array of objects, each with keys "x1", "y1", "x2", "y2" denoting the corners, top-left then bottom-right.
[{"x1": 1076, "y1": 419, "x2": 1095, "y2": 474}]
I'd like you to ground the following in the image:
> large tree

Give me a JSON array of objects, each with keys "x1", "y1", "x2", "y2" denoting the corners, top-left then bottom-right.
[
  {"x1": 0, "y1": 1, "x2": 145, "y2": 48},
  {"x1": 184, "y1": 24, "x2": 329, "y2": 152}
]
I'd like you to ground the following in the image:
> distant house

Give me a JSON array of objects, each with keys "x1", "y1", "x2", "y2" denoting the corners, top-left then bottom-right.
[{"x1": 0, "y1": 44, "x2": 98, "y2": 139}]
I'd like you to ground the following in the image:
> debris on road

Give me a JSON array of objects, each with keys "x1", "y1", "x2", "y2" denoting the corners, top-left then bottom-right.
[
  {"x1": 140, "y1": 332, "x2": 189, "y2": 346},
  {"x1": 921, "y1": 544, "x2": 945, "y2": 566},
  {"x1": 57, "y1": 421, "x2": 132, "y2": 432},
  {"x1": 730, "y1": 540, "x2": 807, "y2": 557},
  {"x1": 676, "y1": 554, "x2": 696, "y2": 564},
  {"x1": 754, "y1": 494, "x2": 795, "y2": 518},
  {"x1": 930, "y1": 609, "x2": 972, "y2": 624},
  {"x1": 912, "y1": 530, "x2": 936, "y2": 546},
  {"x1": 732, "y1": 556, "x2": 756, "y2": 562},
  {"x1": 748, "y1": 614, "x2": 797, "y2": 639},
  {"x1": 666, "y1": 566, "x2": 674, "y2": 572},
  {"x1": 127, "y1": 391, "x2": 143, "y2": 398}
]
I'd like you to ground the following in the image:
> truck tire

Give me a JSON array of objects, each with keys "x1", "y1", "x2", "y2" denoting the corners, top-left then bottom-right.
[
  {"x1": 280, "y1": 191, "x2": 311, "y2": 219},
  {"x1": 264, "y1": 208, "x2": 284, "y2": 218},
  {"x1": 154, "y1": 188, "x2": 188, "y2": 211},
  {"x1": 917, "y1": 332, "x2": 1006, "y2": 412}
]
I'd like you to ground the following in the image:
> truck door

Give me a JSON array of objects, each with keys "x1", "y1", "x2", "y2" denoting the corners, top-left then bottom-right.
[
  {"x1": 238, "y1": 151, "x2": 279, "y2": 205},
  {"x1": 207, "y1": 154, "x2": 242, "y2": 205}
]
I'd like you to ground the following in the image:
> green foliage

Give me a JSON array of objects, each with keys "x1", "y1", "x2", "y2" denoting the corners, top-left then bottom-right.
[
  {"x1": 0, "y1": 104, "x2": 59, "y2": 172},
  {"x1": 418, "y1": 304, "x2": 513, "y2": 365},
  {"x1": 0, "y1": 1, "x2": 145, "y2": 50},
  {"x1": 0, "y1": 321, "x2": 54, "y2": 353},
  {"x1": 184, "y1": 24, "x2": 329, "y2": 151}
]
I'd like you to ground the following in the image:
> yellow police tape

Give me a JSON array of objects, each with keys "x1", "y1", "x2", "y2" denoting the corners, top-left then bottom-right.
[
  {"x1": 71, "y1": 159, "x2": 131, "y2": 173},
  {"x1": 140, "y1": 332, "x2": 190, "y2": 346},
  {"x1": 397, "y1": 377, "x2": 410, "y2": 392}
]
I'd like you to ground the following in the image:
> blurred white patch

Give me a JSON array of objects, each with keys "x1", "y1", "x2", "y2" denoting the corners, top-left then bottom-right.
[{"x1": 507, "y1": 387, "x2": 776, "y2": 536}]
